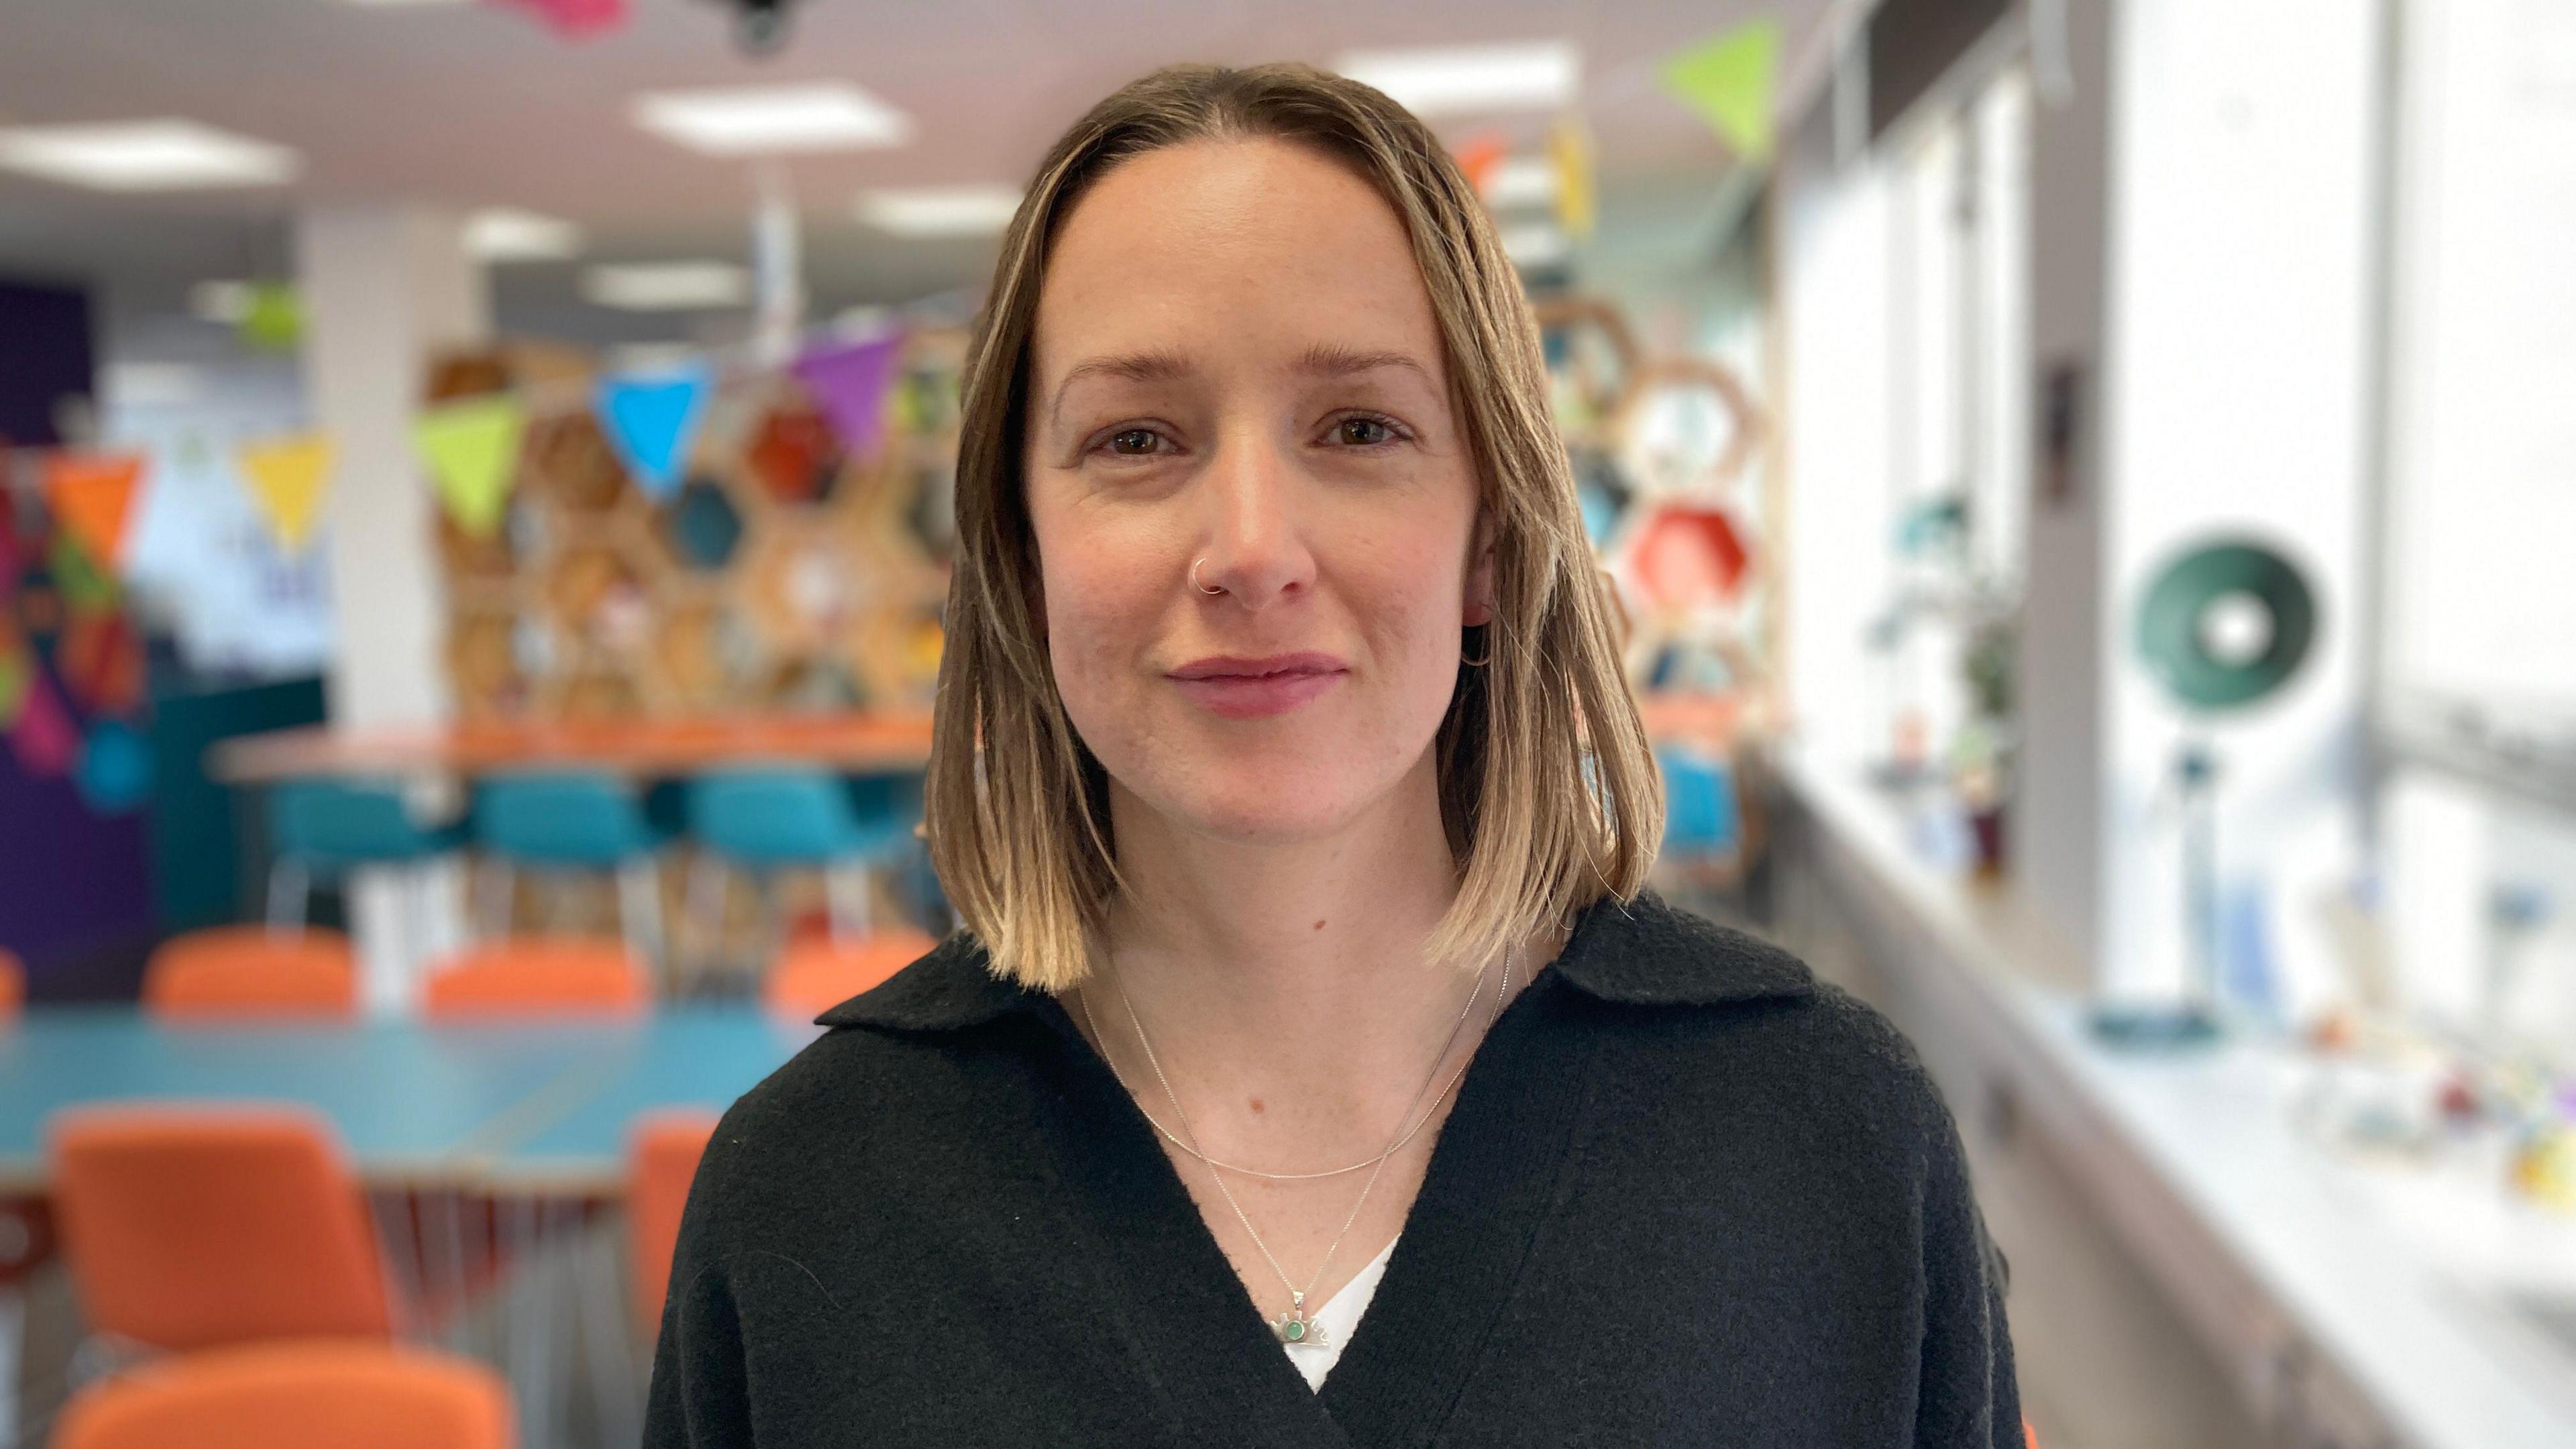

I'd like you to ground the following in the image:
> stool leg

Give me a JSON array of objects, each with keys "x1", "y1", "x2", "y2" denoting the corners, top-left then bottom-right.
[
  {"x1": 686, "y1": 851, "x2": 731, "y2": 995},
  {"x1": 267, "y1": 856, "x2": 311, "y2": 932},
  {"x1": 619, "y1": 857, "x2": 668, "y2": 989}
]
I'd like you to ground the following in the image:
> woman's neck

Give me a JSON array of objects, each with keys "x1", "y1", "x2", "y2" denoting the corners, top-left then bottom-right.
[{"x1": 1086, "y1": 758, "x2": 1517, "y2": 1158}]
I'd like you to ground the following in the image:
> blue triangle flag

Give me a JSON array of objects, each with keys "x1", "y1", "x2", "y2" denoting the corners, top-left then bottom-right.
[{"x1": 596, "y1": 363, "x2": 712, "y2": 502}]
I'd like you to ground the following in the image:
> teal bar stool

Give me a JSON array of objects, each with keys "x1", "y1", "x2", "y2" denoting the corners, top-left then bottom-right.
[
  {"x1": 683, "y1": 768, "x2": 924, "y2": 979},
  {"x1": 266, "y1": 778, "x2": 466, "y2": 944},
  {"x1": 1658, "y1": 743, "x2": 1743, "y2": 857},
  {"x1": 470, "y1": 772, "x2": 674, "y2": 972}
]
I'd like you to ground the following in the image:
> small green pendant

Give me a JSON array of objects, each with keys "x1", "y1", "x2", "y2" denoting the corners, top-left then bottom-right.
[{"x1": 1282, "y1": 1319, "x2": 1307, "y2": 1343}]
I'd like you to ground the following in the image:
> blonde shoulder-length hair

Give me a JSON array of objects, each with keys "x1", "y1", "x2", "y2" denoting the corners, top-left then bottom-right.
[{"x1": 924, "y1": 60, "x2": 1662, "y2": 993}]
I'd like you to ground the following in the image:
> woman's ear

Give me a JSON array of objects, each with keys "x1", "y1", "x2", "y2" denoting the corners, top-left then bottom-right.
[{"x1": 1462, "y1": 511, "x2": 1498, "y2": 628}]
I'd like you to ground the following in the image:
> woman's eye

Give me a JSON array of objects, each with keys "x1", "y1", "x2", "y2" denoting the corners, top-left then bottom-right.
[
  {"x1": 1334, "y1": 415, "x2": 1404, "y2": 447},
  {"x1": 1103, "y1": 427, "x2": 1163, "y2": 457}
]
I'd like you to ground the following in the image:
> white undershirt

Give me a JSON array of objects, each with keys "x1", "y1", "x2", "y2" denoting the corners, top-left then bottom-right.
[{"x1": 1280, "y1": 1231, "x2": 1400, "y2": 1391}]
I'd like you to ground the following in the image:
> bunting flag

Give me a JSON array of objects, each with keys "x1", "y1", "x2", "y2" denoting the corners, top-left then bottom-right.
[
  {"x1": 596, "y1": 364, "x2": 713, "y2": 502},
  {"x1": 48, "y1": 533, "x2": 119, "y2": 613},
  {"x1": 792, "y1": 335, "x2": 906, "y2": 462},
  {"x1": 73, "y1": 718, "x2": 154, "y2": 814},
  {"x1": 237, "y1": 433, "x2": 335, "y2": 553},
  {"x1": 6, "y1": 671, "x2": 76, "y2": 777},
  {"x1": 1549, "y1": 116, "x2": 1597, "y2": 240},
  {"x1": 0, "y1": 623, "x2": 30, "y2": 727},
  {"x1": 413, "y1": 396, "x2": 527, "y2": 539},
  {"x1": 43, "y1": 452, "x2": 146, "y2": 574},
  {"x1": 239, "y1": 282, "x2": 303, "y2": 353},
  {"x1": 1452, "y1": 131, "x2": 1511, "y2": 199},
  {"x1": 498, "y1": 0, "x2": 630, "y2": 38},
  {"x1": 58, "y1": 611, "x2": 146, "y2": 717},
  {"x1": 1660, "y1": 19, "x2": 1782, "y2": 164}
]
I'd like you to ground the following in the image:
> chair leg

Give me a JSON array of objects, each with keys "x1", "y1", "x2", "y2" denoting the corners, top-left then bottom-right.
[
  {"x1": 826, "y1": 861, "x2": 872, "y2": 940},
  {"x1": 755, "y1": 871, "x2": 786, "y2": 996},
  {"x1": 477, "y1": 860, "x2": 519, "y2": 941},
  {"x1": 578, "y1": 1198, "x2": 643, "y2": 1449}
]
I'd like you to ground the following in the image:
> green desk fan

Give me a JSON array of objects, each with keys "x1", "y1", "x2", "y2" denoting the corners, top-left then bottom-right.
[{"x1": 2090, "y1": 537, "x2": 2318, "y2": 1048}]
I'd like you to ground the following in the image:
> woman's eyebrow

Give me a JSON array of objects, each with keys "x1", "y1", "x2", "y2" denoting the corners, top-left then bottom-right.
[
  {"x1": 1049, "y1": 348, "x2": 1192, "y2": 425},
  {"x1": 1291, "y1": 342, "x2": 1436, "y2": 390},
  {"x1": 1046, "y1": 343, "x2": 1437, "y2": 426}
]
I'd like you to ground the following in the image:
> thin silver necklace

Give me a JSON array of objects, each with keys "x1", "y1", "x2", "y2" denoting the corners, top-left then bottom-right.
[
  {"x1": 1077, "y1": 947, "x2": 1497, "y2": 1181},
  {"x1": 1097, "y1": 943, "x2": 1515, "y2": 1346}
]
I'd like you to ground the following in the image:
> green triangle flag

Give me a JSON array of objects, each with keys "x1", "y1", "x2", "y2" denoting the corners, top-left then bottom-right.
[
  {"x1": 0, "y1": 625, "x2": 30, "y2": 728},
  {"x1": 413, "y1": 396, "x2": 525, "y2": 538},
  {"x1": 1660, "y1": 19, "x2": 1781, "y2": 164}
]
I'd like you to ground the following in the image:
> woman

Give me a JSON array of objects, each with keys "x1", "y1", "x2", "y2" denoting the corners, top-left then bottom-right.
[{"x1": 647, "y1": 60, "x2": 2019, "y2": 1447}]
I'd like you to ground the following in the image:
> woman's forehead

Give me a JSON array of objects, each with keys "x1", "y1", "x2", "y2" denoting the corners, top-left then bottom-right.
[{"x1": 1031, "y1": 138, "x2": 1446, "y2": 384}]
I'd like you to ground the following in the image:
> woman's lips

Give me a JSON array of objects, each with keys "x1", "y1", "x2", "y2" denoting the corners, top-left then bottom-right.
[{"x1": 1168, "y1": 667, "x2": 1346, "y2": 719}]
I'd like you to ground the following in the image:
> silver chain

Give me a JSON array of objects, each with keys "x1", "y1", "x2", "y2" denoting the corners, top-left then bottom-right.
[
  {"x1": 1093, "y1": 941, "x2": 1516, "y2": 1329},
  {"x1": 1077, "y1": 943, "x2": 1499, "y2": 1181}
]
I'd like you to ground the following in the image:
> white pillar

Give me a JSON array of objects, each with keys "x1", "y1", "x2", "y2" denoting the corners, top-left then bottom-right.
[{"x1": 295, "y1": 203, "x2": 488, "y2": 1016}]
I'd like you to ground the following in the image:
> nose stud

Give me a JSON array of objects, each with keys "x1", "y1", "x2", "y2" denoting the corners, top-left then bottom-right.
[{"x1": 1190, "y1": 557, "x2": 1226, "y2": 596}]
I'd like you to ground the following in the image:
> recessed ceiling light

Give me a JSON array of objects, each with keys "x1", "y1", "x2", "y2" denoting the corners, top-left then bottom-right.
[
  {"x1": 631, "y1": 83, "x2": 912, "y2": 156},
  {"x1": 105, "y1": 362, "x2": 206, "y2": 407},
  {"x1": 582, "y1": 261, "x2": 750, "y2": 311},
  {"x1": 466, "y1": 208, "x2": 584, "y2": 262},
  {"x1": 854, "y1": 184, "x2": 1021, "y2": 237},
  {"x1": 190, "y1": 279, "x2": 256, "y2": 324},
  {"x1": 0, "y1": 119, "x2": 300, "y2": 191},
  {"x1": 1497, "y1": 221, "x2": 1570, "y2": 268},
  {"x1": 606, "y1": 342, "x2": 703, "y2": 374},
  {"x1": 1334, "y1": 42, "x2": 1580, "y2": 117},
  {"x1": 1481, "y1": 156, "x2": 1559, "y2": 208}
]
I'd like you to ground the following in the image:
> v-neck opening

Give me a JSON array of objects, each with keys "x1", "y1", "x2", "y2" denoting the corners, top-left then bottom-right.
[{"x1": 1022, "y1": 953, "x2": 1602, "y2": 1447}]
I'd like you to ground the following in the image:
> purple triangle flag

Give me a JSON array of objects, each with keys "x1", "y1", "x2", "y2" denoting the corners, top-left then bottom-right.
[{"x1": 793, "y1": 333, "x2": 906, "y2": 461}]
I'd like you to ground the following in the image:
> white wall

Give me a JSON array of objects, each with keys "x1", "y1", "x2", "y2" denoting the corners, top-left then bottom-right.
[
  {"x1": 1778, "y1": 140, "x2": 1896, "y2": 769},
  {"x1": 2092, "y1": 0, "x2": 2378, "y2": 1009}
]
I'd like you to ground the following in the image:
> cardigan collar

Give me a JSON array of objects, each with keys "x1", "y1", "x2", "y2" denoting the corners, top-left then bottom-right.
[{"x1": 814, "y1": 883, "x2": 1814, "y2": 1034}]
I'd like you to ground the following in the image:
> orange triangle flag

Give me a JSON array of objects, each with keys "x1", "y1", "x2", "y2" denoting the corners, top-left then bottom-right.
[{"x1": 44, "y1": 453, "x2": 146, "y2": 573}]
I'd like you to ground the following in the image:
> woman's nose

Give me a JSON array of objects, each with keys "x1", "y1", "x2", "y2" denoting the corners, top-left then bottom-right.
[{"x1": 1190, "y1": 431, "x2": 1316, "y2": 608}]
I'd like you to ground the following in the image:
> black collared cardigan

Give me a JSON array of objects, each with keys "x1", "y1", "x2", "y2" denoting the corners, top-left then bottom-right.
[{"x1": 644, "y1": 886, "x2": 2023, "y2": 1447}]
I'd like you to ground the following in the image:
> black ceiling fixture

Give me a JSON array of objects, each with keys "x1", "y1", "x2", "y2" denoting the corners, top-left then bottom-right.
[{"x1": 704, "y1": 0, "x2": 802, "y2": 56}]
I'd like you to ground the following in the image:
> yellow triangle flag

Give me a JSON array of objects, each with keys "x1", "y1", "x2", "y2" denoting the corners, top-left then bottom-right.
[
  {"x1": 1660, "y1": 20, "x2": 1782, "y2": 164},
  {"x1": 413, "y1": 396, "x2": 525, "y2": 539},
  {"x1": 237, "y1": 433, "x2": 335, "y2": 553},
  {"x1": 1549, "y1": 117, "x2": 1597, "y2": 240}
]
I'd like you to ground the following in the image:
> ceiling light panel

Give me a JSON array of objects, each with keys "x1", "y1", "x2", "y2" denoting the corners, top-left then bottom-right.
[
  {"x1": 632, "y1": 83, "x2": 912, "y2": 156},
  {"x1": 466, "y1": 208, "x2": 584, "y2": 262},
  {"x1": 1332, "y1": 42, "x2": 1580, "y2": 117},
  {"x1": 855, "y1": 184, "x2": 1022, "y2": 237},
  {"x1": 582, "y1": 261, "x2": 750, "y2": 310},
  {"x1": 1480, "y1": 156, "x2": 1560, "y2": 208},
  {"x1": 0, "y1": 119, "x2": 300, "y2": 191}
]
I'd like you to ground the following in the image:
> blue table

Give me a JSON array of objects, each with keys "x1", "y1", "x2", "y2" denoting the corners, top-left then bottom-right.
[
  {"x1": 0, "y1": 1005, "x2": 822, "y2": 1195},
  {"x1": 470, "y1": 1008, "x2": 824, "y2": 1194}
]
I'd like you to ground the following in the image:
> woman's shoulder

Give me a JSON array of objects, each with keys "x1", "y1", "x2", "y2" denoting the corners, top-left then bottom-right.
[{"x1": 1566, "y1": 890, "x2": 1955, "y2": 1146}]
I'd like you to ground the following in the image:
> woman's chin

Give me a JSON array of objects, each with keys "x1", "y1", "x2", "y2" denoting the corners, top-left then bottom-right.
[{"x1": 1167, "y1": 782, "x2": 1356, "y2": 845}]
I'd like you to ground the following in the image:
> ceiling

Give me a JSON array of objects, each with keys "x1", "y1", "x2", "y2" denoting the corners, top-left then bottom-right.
[{"x1": 0, "y1": 0, "x2": 1823, "y2": 347}]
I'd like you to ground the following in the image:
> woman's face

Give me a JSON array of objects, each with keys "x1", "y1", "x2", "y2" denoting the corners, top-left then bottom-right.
[{"x1": 1024, "y1": 136, "x2": 1491, "y2": 844}]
